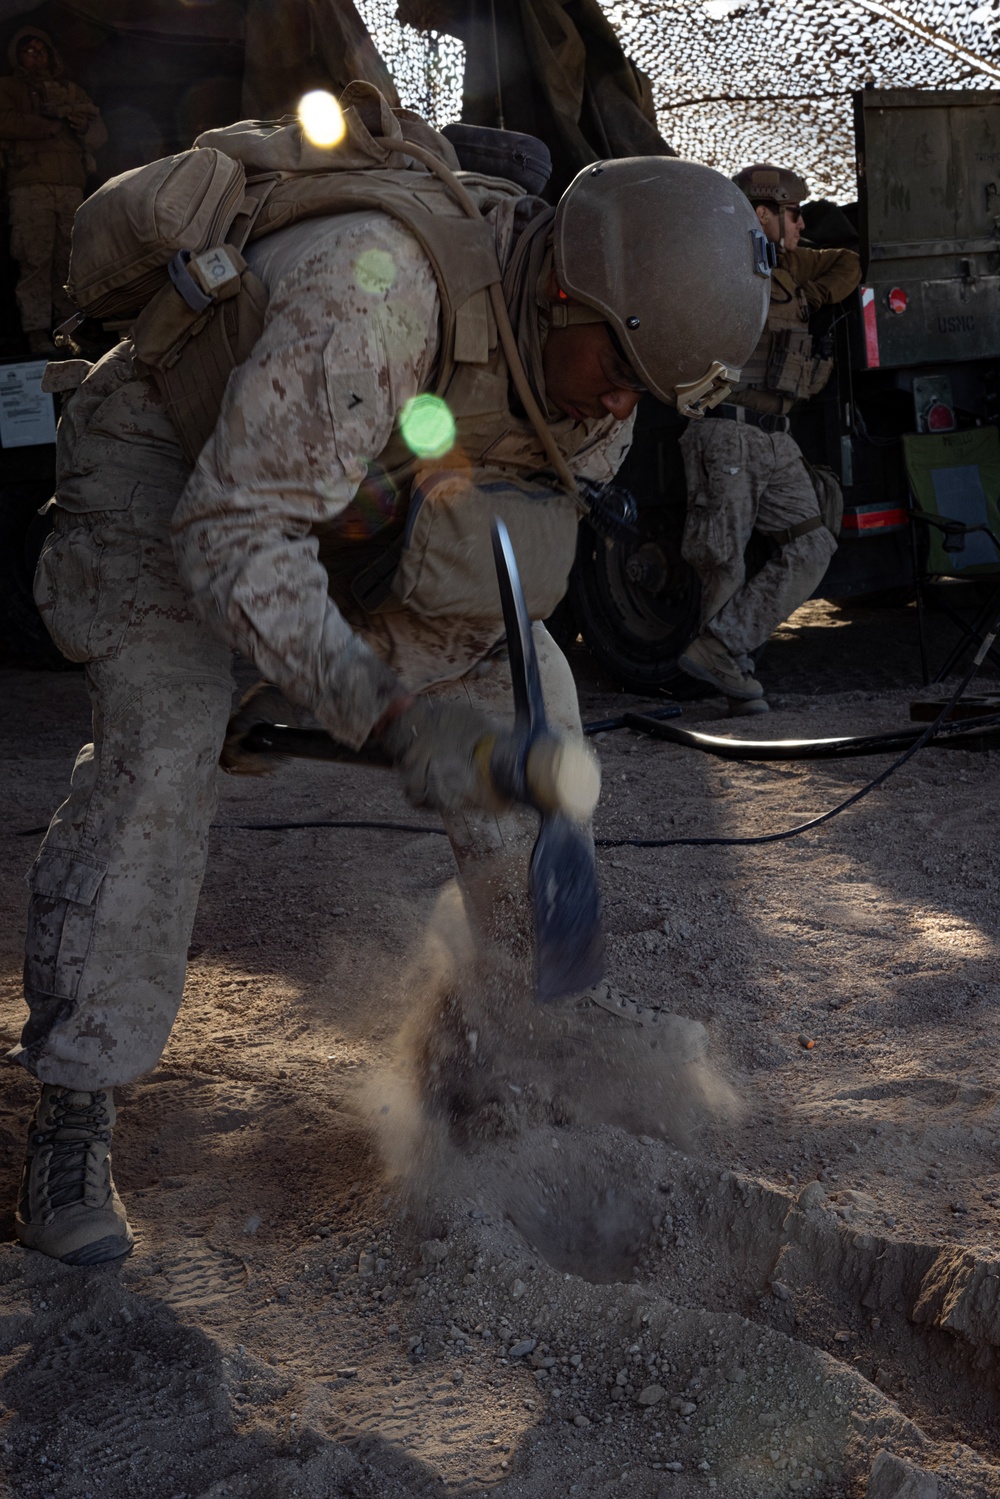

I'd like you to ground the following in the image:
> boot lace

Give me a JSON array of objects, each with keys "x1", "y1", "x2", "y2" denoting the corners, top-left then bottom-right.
[{"x1": 35, "y1": 1093, "x2": 112, "y2": 1212}]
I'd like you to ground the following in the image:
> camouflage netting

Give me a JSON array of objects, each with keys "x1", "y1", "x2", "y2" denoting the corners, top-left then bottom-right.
[
  {"x1": 607, "y1": 0, "x2": 999, "y2": 199},
  {"x1": 357, "y1": 0, "x2": 465, "y2": 124},
  {"x1": 361, "y1": 0, "x2": 999, "y2": 201}
]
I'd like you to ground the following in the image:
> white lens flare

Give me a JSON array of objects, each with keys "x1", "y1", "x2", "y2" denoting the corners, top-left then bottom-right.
[{"x1": 298, "y1": 90, "x2": 346, "y2": 148}]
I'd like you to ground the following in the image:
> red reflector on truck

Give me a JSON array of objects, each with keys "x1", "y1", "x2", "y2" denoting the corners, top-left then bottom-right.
[
  {"x1": 861, "y1": 286, "x2": 880, "y2": 368},
  {"x1": 841, "y1": 505, "x2": 908, "y2": 534}
]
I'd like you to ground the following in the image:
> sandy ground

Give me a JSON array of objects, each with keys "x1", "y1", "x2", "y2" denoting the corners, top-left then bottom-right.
[{"x1": 3, "y1": 598, "x2": 1000, "y2": 1499}]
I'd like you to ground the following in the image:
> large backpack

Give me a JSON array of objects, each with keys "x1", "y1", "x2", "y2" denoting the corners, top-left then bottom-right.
[
  {"x1": 65, "y1": 84, "x2": 530, "y2": 464},
  {"x1": 64, "y1": 86, "x2": 587, "y2": 630}
]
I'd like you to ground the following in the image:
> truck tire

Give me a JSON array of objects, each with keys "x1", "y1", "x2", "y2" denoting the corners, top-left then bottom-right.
[
  {"x1": 569, "y1": 521, "x2": 704, "y2": 694},
  {"x1": 566, "y1": 395, "x2": 708, "y2": 694}
]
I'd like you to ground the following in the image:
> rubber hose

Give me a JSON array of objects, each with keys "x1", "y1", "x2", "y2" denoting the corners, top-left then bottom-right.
[{"x1": 621, "y1": 709, "x2": 1000, "y2": 762}]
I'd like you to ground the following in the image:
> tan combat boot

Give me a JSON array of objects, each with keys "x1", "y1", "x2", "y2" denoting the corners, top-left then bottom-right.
[
  {"x1": 16, "y1": 1086, "x2": 134, "y2": 1265},
  {"x1": 727, "y1": 695, "x2": 770, "y2": 716},
  {"x1": 678, "y1": 632, "x2": 764, "y2": 701}
]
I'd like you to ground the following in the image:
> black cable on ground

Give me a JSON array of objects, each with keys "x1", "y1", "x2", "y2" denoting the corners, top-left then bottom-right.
[
  {"x1": 583, "y1": 703, "x2": 684, "y2": 734},
  {"x1": 16, "y1": 622, "x2": 1000, "y2": 849},
  {"x1": 207, "y1": 610, "x2": 1000, "y2": 849},
  {"x1": 14, "y1": 817, "x2": 449, "y2": 838},
  {"x1": 225, "y1": 818, "x2": 448, "y2": 836},
  {"x1": 596, "y1": 615, "x2": 1000, "y2": 849},
  {"x1": 622, "y1": 708, "x2": 1000, "y2": 761}
]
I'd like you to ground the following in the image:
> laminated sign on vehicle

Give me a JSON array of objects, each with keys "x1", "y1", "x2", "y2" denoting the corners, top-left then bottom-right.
[{"x1": 0, "y1": 361, "x2": 56, "y2": 448}]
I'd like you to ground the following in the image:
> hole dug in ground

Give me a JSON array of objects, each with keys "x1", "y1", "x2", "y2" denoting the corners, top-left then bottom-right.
[
  {"x1": 462, "y1": 1126, "x2": 1000, "y2": 1495},
  {"x1": 500, "y1": 1142, "x2": 654, "y2": 1284}
]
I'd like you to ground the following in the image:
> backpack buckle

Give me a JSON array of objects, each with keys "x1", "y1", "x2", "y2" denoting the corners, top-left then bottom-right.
[{"x1": 168, "y1": 246, "x2": 244, "y2": 312}]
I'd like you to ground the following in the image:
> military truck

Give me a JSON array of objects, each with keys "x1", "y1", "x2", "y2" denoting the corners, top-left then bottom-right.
[{"x1": 568, "y1": 86, "x2": 1000, "y2": 690}]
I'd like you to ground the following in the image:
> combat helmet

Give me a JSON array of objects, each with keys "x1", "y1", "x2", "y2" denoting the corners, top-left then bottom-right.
[
  {"x1": 734, "y1": 162, "x2": 809, "y2": 254},
  {"x1": 733, "y1": 162, "x2": 808, "y2": 210},
  {"x1": 551, "y1": 157, "x2": 772, "y2": 417}
]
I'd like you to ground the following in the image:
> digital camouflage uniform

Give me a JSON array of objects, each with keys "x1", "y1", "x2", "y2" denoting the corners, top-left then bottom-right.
[
  {"x1": 16, "y1": 210, "x2": 632, "y2": 1090},
  {"x1": 0, "y1": 27, "x2": 105, "y2": 336},
  {"x1": 680, "y1": 245, "x2": 859, "y2": 666}
]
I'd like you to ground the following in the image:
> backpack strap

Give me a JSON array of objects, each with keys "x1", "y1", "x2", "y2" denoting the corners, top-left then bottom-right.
[{"x1": 368, "y1": 133, "x2": 579, "y2": 503}]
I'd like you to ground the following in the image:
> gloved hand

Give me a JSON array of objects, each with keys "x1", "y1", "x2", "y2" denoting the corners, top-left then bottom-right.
[
  {"x1": 375, "y1": 698, "x2": 602, "y2": 821},
  {"x1": 375, "y1": 698, "x2": 509, "y2": 815}
]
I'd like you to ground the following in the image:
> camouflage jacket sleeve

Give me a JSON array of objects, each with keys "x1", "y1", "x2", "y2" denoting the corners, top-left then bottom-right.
[
  {"x1": 781, "y1": 246, "x2": 861, "y2": 309},
  {"x1": 171, "y1": 214, "x2": 441, "y2": 749}
]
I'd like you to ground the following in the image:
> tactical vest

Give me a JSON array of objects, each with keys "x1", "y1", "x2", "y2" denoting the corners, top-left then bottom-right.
[
  {"x1": 133, "y1": 159, "x2": 524, "y2": 463},
  {"x1": 730, "y1": 264, "x2": 832, "y2": 415},
  {"x1": 67, "y1": 86, "x2": 592, "y2": 628},
  {"x1": 222, "y1": 173, "x2": 598, "y2": 620},
  {"x1": 313, "y1": 264, "x2": 605, "y2": 622}
]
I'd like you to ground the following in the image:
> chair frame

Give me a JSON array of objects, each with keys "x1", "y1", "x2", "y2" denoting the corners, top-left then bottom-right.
[{"x1": 908, "y1": 504, "x2": 1000, "y2": 684}]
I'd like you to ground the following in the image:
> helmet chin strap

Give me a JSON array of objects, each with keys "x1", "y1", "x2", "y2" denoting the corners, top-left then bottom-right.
[
  {"x1": 547, "y1": 299, "x2": 606, "y2": 329},
  {"x1": 675, "y1": 361, "x2": 740, "y2": 419}
]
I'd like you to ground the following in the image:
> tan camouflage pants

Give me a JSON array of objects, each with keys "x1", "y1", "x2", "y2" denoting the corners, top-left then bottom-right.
[
  {"x1": 680, "y1": 417, "x2": 837, "y2": 664},
  {"x1": 8, "y1": 183, "x2": 81, "y2": 334},
  {"x1": 13, "y1": 346, "x2": 581, "y2": 1090}
]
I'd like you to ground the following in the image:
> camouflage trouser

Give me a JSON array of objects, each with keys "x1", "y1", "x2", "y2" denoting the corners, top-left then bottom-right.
[
  {"x1": 12, "y1": 349, "x2": 581, "y2": 1090},
  {"x1": 8, "y1": 183, "x2": 81, "y2": 334},
  {"x1": 680, "y1": 418, "x2": 837, "y2": 663}
]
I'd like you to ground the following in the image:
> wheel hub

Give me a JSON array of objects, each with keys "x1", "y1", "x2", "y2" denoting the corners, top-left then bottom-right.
[{"x1": 624, "y1": 542, "x2": 669, "y2": 594}]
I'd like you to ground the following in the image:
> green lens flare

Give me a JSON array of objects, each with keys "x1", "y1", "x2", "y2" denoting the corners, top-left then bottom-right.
[
  {"x1": 399, "y1": 395, "x2": 456, "y2": 459},
  {"x1": 354, "y1": 248, "x2": 397, "y2": 293}
]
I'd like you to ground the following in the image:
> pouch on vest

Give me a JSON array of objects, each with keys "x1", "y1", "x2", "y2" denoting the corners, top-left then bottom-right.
[
  {"x1": 132, "y1": 251, "x2": 270, "y2": 463},
  {"x1": 391, "y1": 468, "x2": 579, "y2": 623},
  {"x1": 765, "y1": 329, "x2": 833, "y2": 401}
]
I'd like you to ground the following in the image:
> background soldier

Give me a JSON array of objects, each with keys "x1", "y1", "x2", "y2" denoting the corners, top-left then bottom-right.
[
  {"x1": 0, "y1": 27, "x2": 106, "y2": 356},
  {"x1": 677, "y1": 162, "x2": 860, "y2": 714}
]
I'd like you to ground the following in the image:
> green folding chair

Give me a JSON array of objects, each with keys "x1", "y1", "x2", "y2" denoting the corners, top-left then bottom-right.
[{"x1": 902, "y1": 428, "x2": 1000, "y2": 684}]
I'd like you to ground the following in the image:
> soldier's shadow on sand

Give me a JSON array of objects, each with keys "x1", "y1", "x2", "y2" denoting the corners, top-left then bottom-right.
[{"x1": 0, "y1": 1245, "x2": 446, "y2": 1499}]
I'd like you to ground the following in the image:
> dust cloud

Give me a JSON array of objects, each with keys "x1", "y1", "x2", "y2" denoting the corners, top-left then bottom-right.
[{"x1": 364, "y1": 881, "x2": 740, "y2": 1272}]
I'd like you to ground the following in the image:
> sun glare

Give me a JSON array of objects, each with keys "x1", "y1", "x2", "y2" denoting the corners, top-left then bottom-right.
[{"x1": 298, "y1": 90, "x2": 346, "y2": 148}]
